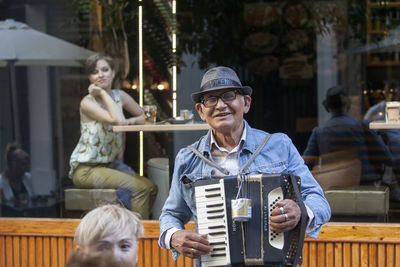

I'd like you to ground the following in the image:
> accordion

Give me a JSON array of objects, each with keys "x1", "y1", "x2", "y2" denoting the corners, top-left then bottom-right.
[{"x1": 194, "y1": 173, "x2": 307, "y2": 267}]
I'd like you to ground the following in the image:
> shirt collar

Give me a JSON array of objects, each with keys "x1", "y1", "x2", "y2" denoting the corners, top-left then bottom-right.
[{"x1": 210, "y1": 124, "x2": 247, "y2": 153}]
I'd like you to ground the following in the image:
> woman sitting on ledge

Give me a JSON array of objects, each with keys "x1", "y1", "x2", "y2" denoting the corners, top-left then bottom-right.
[{"x1": 69, "y1": 53, "x2": 157, "y2": 219}]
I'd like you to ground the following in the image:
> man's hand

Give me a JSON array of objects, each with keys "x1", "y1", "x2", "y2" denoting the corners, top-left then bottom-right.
[
  {"x1": 170, "y1": 229, "x2": 213, "y2": 259},
  {"x1": 269, "y1": 199, "x2": 301, "y2": 232}
]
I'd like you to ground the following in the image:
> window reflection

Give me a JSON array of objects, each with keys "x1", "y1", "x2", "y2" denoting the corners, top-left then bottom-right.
[{"x1": 0, "y1": 0, "x2": 400, "y2": 223}]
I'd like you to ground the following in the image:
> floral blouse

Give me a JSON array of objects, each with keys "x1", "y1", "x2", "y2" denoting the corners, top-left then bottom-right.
[{"x1": 69, "y1": 90, "x2": 123, "y2": 178}]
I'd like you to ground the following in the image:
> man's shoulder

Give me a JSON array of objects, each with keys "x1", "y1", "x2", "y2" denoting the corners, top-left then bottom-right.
[{"x1": 176, "y1": 133, "x2": 209, "y2": 156}]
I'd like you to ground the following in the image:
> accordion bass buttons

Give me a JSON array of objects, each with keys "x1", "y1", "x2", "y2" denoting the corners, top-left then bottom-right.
[{"x1": 268, "y1": 187, "x2": 284, "y2": 249}]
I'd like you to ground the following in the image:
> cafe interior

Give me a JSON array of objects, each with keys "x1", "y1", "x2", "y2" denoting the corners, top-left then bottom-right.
[{"x1": 1, "y1": 0, "x2": 400, "y2": 266}]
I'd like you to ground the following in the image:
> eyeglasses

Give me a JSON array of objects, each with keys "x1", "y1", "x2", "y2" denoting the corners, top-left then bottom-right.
[{"x1": 201, "y1": 90, "x2": 241, "y2": 108}]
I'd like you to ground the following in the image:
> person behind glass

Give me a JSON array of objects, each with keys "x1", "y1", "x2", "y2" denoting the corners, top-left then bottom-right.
[
  {"x1": 158, "y1": 66, "x2": 331, "y2": 264},
  {"x1": 303, "y1": 86, "x2": 392, "y2": 184},
  {"x1": 364, "y1": 80, "x2": 400, "y2": 201},
  {"x1": 67, "y1": 204, "x2": 143, "y2": 267},
  {"x1": 69, "y1": 53, "x2": 157, "y2": 219},
  {"x1": 0, "y1": 142, "x2": 34, "y2": 206}
]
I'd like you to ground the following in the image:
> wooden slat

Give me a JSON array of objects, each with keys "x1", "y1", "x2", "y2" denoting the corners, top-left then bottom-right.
[
  {"x1": 0, "y1": 236, "x2": 5, "y2": 267},
  {"x1": 144, "y1": 239, "x2": 152, "y2": 267},
  {"x1": 13, "y1": 236, "x2": 20, "y2": 267},
  {"x1": 43, "y1": 237, "x2": 50, "y2": 267},
  {"x1": 352, "y1": 243, "x2": 360, "y2": 267},
  {"x1": 343, "y1": 243, "x2": 351, "y2": 267},
  {"x1": 58, "y1": 238, "x2": 66, "y2": 267},
  {"x1": 326, "y1": 243, "x2": 334, "y2": 267},
  {"x1": 317, "y1": 242, "x2": 325, "y2": 267},
  {"x1": 309, "y1": 242, "x2": 317, "y2": 267},
  {"x1": 65, "y1": 238, "x2": 73, "y2": 260},
  {"x1": 395, "y1": 244, "x2": 400, "y2": 267},
  {"x1": 6, "y1": 236, "x2": 13, "y2": 266},
  {"x1": 386, "y1": 244, "x2": 394, "y2": 267},
  {"x1": 160, "y1": 247, "x2": 168, "y2": 267},
  {"x1": 20, "y1": 236, "x2": 28, "y2": 267},
  {"x1": 369, "y1": 243, "x2": 377, "y2": 267},
  {"x1": 302, "y1": 241, "x2": 309, "y2": 267},
  {"x1": 35, "y1": 237, "x2": 43, "y2": 267},
  {"x1": 377, "y1": 243, "x2": 386, "y2": 267},
  {"x1": 137, "y1": 240, "x2": 144, "y2": 267},
  {"x1": 28, "y1": 237, "x2": 35, "y2": 267},
  {"x1": 360, "y1": 243, "x2": 369, "y2": 267},
  {"x1": 152, "y1": 239, "x2": 160, "y2": 267},
  {"x1": 51, "y1": 237, "x2": 58, "y2": 267},
  {"x1": 334, "y1": 242, "x2": 342, "y2": 267}
]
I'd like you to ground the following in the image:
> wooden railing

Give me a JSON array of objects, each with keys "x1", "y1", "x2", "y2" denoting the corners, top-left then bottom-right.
[{"x1": 0, "y1": 218, "x2": 400, "y2": 267}]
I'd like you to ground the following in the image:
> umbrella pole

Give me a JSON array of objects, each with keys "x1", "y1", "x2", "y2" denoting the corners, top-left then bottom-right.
[{"x1": 9, "y1": 61, "x2": 21, "y2": 145}]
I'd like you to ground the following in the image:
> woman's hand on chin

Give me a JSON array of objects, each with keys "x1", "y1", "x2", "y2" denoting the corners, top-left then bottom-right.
[{"x1": 88, "y1": 84, "x2": 105, "y2": 97}]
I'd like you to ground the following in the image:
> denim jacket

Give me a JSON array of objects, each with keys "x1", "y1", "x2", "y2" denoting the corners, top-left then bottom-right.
[{"x1": 159, "y1": 121, "x2": 331, "y2": 259}]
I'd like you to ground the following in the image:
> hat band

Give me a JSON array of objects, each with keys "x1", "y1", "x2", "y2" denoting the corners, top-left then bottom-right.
[{"x1": 200, "y1": 78, "x2": 241, "y2": 91}]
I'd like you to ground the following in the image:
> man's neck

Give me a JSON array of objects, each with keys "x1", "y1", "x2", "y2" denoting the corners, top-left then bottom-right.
[{"x1": 212, "y1": 122, "x2": 245, "y2": 151}]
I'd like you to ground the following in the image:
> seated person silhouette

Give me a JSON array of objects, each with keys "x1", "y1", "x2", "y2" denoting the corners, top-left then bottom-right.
[
  {"x1": 0, "y1": 143, "x2": 34, "y2": 215},
  {"x1": 364, "y1": 80, "x2": 400, "y2": 201},
  {"x1": 303, "y1": 86, "x2": 392, "y2": 185}
]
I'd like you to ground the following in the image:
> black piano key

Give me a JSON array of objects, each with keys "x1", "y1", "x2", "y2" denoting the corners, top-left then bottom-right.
[
  {"x1": 207, "y1": 214, "x2": 224, "y2": 219},
  {"x1": 207, "y1": 209, "x2": 224, "y2": 214},
  {"x1": 211, "y1": 253, "x2": 226, "y2": 257},
  {"x1": 208, "y1": 225, "x2": 225, "y2": 229},
  {"x1": 205, "y1": 193, "x2": 221, "y2": 198},
  {"x1": 210, "y1": 241, "x2": 225, "y2": 246},
  {"x1": 208, "y1": 231, "x2": 225, "y2": 236},
  {"x1": 205, "y1": 187, "x2": 220, "y2": 192},
  {"x1": 206, "y1": 203, "x2": 224, "y2": 208}
]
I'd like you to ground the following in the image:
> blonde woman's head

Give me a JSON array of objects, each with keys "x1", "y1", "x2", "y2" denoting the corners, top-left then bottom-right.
[{"x1": 74, "y1": 204, "x2": 143, "y2": 267}]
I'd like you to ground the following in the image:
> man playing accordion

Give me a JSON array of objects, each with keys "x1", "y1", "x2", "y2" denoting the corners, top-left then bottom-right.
[{"x1": 158, "y1": 66, "x2": 331, "y2": 266}]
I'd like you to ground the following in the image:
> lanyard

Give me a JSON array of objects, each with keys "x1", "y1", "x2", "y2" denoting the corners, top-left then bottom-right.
[{"x1": 189, "y1": 134, "x2": 271, "y2": 176}]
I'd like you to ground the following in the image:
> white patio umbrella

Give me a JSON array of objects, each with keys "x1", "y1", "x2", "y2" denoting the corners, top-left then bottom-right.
[{"x1": 0, "y1": 19, "x2": 94, "y2": 143}]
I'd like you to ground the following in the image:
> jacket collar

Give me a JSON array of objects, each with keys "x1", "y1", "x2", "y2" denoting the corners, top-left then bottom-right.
[{"x1": 197, "y1": 120, "x2": 260, "y2": 156}]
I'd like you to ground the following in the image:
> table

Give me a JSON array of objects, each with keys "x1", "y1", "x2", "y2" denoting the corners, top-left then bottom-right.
[
  {"x1": 113, "y1": 122, "x2": 210, "y2": 132},
  {"x1": 369, "y1": 121, "x2": 400, "y2": 130},
  {"x1": 113, "y1": 122, "x2": 210, "y2": 176}
]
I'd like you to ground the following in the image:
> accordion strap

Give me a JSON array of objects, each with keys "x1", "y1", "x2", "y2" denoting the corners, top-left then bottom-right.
[
  {"x1": 189, "y1": 146, "x2": 231, "y2": 175},
  {"x1": 188, "y1": 133, "x2": 271, "y2": 175},
  {"x1": 239, "y1": 134, "x2": 271, "y2": 174}
]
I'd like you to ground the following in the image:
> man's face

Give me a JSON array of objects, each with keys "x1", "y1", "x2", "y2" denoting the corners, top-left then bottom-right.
[{"x1": 195, "y1": 88, "x2": 251, "y2": 134}]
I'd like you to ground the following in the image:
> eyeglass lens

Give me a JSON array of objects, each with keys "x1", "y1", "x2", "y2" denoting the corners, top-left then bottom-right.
[{"x1": 203, "y1": 91, "x2": 237, "y2": 107}]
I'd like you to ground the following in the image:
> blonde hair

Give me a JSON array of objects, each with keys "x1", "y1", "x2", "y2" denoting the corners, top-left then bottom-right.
[{"x1": 74, "y1": 204, "x2": 144, "y2": 247}]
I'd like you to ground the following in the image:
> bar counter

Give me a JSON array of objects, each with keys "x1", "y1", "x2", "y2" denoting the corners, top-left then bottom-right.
[{"x1": 113, "y1": 122, "x2": 210, "y2": 132}]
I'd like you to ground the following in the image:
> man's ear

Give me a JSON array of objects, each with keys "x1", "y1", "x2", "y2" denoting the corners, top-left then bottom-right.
[
  {"x1": 195, "y1": 103, "x2": 206, "y2": 121},
  {"x1": 243, "y1": 95, "x2": 251, "y2": 114}
]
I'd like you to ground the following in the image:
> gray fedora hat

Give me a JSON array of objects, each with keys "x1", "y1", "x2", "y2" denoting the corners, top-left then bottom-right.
[{"x1": 191, "y1": 66, "x2": 252, "y2": 103}]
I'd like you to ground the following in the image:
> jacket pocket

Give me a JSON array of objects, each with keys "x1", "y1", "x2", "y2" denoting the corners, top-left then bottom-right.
[{"x1": 251, "y1": 160, "x2": 288, "y2": 174}]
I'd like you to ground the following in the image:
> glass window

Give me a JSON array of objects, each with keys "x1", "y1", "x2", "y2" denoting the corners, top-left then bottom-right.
[{"x1": 0, "y1": 0, "x2": 399, "y2": 223}]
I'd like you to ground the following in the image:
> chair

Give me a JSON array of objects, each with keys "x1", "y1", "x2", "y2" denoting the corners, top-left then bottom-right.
[
  {"x1": 325, "y1": 185, "x2": 389, "y2": 222},
  {"x1": 64, "y1": 188, "x2": 118, "y2": 217}
]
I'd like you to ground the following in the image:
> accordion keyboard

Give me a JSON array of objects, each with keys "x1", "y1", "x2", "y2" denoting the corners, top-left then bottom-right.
[{"x1": 195, "y1": 181, "x2": 230, "y2": 267}]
